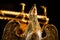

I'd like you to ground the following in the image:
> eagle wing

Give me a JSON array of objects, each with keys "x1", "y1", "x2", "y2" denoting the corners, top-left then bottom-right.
[
  {"x1": 42, "y1": 24, "x2": 58, "y2": 40},
  {"x1": 1, "y1": 20, "x2": 24, "y2": 40}
]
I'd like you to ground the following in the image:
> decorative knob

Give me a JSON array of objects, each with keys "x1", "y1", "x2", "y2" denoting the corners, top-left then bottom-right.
[
  {"x1": 20, "y1": 3, "x2": 26, "y2": 12},
  {"x1": 40, "y1": 6, "x2": 47, "y2": 16}
]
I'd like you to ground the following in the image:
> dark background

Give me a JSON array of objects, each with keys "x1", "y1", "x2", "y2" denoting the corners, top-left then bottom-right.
[{"x1": 0, "y1": 0, "x2": 59, "y2": 40}]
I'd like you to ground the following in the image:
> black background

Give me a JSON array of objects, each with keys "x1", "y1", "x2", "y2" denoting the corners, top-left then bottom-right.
[{"x1": 0, "y1": 0, "x2": 60, "y2": 40}]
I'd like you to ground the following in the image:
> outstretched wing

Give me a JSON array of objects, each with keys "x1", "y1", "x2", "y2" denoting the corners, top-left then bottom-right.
[
  {"x1": 42, "y1": 24, "x2": 58, "y2": 40},
  {"x1": 1, "y1": 20, "x2": 23, "y2": 40}
]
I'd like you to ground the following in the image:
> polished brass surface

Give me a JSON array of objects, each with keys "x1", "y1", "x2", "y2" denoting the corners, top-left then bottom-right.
[
  {"x1": 1, "y1": 3, "x2": 58, "y2": 40},
  {"x1": 0, "y1": 9, "x2": 49, "y2": 24}
]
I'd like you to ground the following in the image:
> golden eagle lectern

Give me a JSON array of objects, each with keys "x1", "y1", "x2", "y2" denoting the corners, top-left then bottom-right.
[{"x1": 0, "y1": 3, "x2": 58, "y2": 40}]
